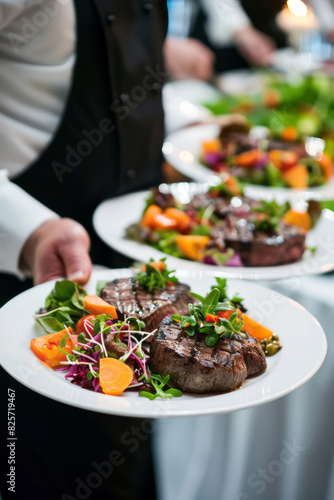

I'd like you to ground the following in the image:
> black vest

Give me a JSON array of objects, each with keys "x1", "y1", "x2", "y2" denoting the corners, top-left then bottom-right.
[{"x1": 13, "y1": 0, "x2": 168, "y2": 264}]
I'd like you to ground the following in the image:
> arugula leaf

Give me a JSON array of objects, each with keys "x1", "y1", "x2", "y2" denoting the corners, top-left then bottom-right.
[
  {"x1": 35, "y1": 280, "x2": 88, "y2": 334},
  {"x1": 140, "y1": 371, "x2": 182, "y2": 400}
]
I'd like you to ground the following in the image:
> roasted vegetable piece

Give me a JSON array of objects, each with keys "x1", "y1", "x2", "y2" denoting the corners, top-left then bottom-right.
[
  {"x1": 99, "y1": 358, "x2": 133, "y2": 396},
  {"x1": 233, "y1": 149, "x2": 263, "y2": 167},
  {"x1": 164, "y1": 207, "x2": 191, "y2": 232},
  {"x1": 281, "y1": 164, "x2": 308, "y2": 188},
  {"x1": 30, "y1": 328, "x2": 76, "y2": 368},
  {"x1": 141, "y1": 204, "x2": 162, "y2": 228},
  {"x1": 319, "y1": 153, "x2": 333, "y2": 181},
  {"x1": 241, "y1": 314, "x2": 273, "y2": 342},
  {"x1": 83, "y1": 295, "x2": 118, "y2": 319},
  {"x1": 283, "y1": 210, "x2": 312, "y2": 231},
  {"x1": 176, "y1": 235, "x2": 210, "y2": 261}
]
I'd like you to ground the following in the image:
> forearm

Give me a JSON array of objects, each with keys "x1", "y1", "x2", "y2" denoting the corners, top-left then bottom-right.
[{"x1": 0, "y1": 171, "x2": 58, "y2": 277}]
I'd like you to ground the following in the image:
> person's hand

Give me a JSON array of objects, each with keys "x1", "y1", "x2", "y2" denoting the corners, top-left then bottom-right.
[
  {"x1": 20, "y1": 218, "x2": 92, "y2": 285},
  {"x1": 164, "y1": 36, "x2": 215, "y2": 81},
  {"x1": 233, "y1": 26, "x2": 276, "y2": 67}
]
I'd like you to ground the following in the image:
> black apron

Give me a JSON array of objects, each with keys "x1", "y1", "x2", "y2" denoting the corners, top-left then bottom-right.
[
  {"x1": 190, "y1": 0, "x2": 287, "y2": 73},
  {"x1": 1, "y1": 2, "x2": 167, "y2": 499}
]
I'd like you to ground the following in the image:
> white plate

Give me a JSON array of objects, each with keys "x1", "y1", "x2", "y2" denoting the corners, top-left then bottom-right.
[
  {"x1": 93, "y1": 188, "x2": 334, "y2": 280},
  {"x1": 163, "y1": 81, "x2": 218, "y2": 135},
  {"x1": 0, "y1": 269, "x2": 327, "y2": 418},
  {"x1": 163, "y1": 124, "x2": 334, "y2": 204}
]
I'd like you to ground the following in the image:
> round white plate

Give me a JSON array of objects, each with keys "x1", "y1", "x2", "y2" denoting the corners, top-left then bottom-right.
[
  {"x1": 0, "y1": 269, "x2": 327, "y2": 418},
  {"x1": 93, "y1": 188, "x2": 334, "y2": 280},
  {"x1": 163, "y1": 124, "x2": 334, "y2": 204}
]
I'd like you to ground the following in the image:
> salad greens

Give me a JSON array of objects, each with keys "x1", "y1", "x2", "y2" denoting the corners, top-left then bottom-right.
[{"x1": 34, "y1": 280, "x2": 88, "y2": 334}]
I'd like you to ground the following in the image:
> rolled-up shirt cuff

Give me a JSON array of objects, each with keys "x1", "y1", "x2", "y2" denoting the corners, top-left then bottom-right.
[
  {"x1": 0, "y1": 173, "x2": 58, "y2": 278},
  {"x1": 200, "y1": 0, "x2": 251, "y2": 47}
]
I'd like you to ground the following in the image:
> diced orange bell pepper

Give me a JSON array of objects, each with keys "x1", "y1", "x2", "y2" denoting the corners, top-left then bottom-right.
[
  {"x1": 206, "y1": 313, "x2": 219, "y2": 323},
  {"x1": 283, "y1": 210, "x2": 311, "y2": 231},
  {"x1": 281, "y1": 164, "x2": 308, "y2": 188},
  {"x1": 30, "y1": 328, "x2": 76, "y2": 368},
  {"x1": 164, "y1": 208, "x2": 191, "y2": 232},
  {"x1": 83, "y1": 295, "x2": 118, "y2": 319},
  {"x1": 141, "y1": 205, "x2": 162, "y2": 229},
  {"x1": 217, "y1": 310, "x2": 234, "y2": 320},
  {"x1": 176, "y1": 235, "x2": 210, "y2": 261},
  {"x1": 240, "y1": 314, "x2": 273, "y2": 342}
]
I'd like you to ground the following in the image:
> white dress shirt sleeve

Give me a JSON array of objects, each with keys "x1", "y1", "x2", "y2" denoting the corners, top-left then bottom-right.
[
  {"x1": 0, "y1": 170, "x2": 58, "y2": 277},
  {"x1": 198, "y1": 0, "x2": 251, "y2": 47},
  {"x1": 308, "y1": 0, "x2": 334, "y2": 34}
]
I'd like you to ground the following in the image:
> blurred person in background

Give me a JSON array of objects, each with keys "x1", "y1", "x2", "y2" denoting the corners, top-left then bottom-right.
[
  {"x1": 308, "y1": 0, "x2": 334, "y2": 45},
  {"x1": 0, "y1": 1, "x2": 168, "y2": 499},
  {"x1": 166, "y1": 0, "x2": 286, "y2": 75},
  {"x1": 190, "y1": 0, "x2": 287, "y2": 71}
]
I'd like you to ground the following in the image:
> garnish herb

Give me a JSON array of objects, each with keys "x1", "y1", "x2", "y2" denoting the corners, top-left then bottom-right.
[
  {"x1": 133, "y1": 258, "x2": 178, "y2": 291},
  {"x1": 211, "y1": 277, "x2": 244, "y2": 307},
  {"x1": 171, "y1": 287, "x2": 246, "y2": 346}
]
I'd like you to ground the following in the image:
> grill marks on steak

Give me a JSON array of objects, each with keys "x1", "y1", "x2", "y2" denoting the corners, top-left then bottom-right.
[
  {"x1": 101, "y1": 278, "x2": 195, "y2": 333},
  {"x1": 149, "y1": 317, "x2": 267, "y2": 393},
  {"x1": 186, "y1": 193, "x2": 306, "y2": 267}
]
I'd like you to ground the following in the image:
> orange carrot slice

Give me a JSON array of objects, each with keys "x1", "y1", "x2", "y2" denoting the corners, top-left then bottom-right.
[
  {"x1": 83, "y1": 295, "x2": 118, "y2": 319},
  {"x1": 241, "y1": 314, "x2": 273, "y2": 342},
  {"x1": 99, "y1": 358, "x2": 133, "y2": 396}
]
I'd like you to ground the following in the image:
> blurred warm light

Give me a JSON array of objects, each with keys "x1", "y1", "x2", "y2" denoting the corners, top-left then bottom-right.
[
  {"x1": 287, "y1": 0, "x2": 308, "y2": 17},
  {"x1": 179, "y1": 150, "x2": 194, "y2": 163}
]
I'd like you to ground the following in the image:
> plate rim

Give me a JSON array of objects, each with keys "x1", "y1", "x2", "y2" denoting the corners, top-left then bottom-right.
[
  {"x1": 0, "y1": 269, "x2": 328, "y2": 418},
  {"x1": 92, "y1": 188, "x2": 334, "y2": 281}
]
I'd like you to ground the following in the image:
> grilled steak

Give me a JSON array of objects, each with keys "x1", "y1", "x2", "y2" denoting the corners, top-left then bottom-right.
[
  {"x1": 149, "y1": 317, "x2": 267, "y2": 393},
  {"x1": 101, "y1": 278, "x2": 196, "y2": 333},
  {"x1": 187, "y1": 193, "x2": 306, "y2": 267}
]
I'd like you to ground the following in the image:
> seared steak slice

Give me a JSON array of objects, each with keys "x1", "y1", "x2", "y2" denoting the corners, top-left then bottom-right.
[
  {"x1": 101, "y1": 278, "x2": 195, "y2": 333},
  {"x1": 104, "y1": 333, "x2": 127, "y2": 358},
  {"x1": 223, "y1": 219, "x2": 306, "y2": 267},
  {"x1": 149, "y1": 317, "x2": 267, "y2": 393},
  {"x1": 185, "y1": 194, "x2": 306, "y2": 267}
]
